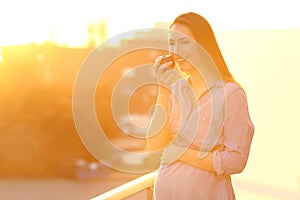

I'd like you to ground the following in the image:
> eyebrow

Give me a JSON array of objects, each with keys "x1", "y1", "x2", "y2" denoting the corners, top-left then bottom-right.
[{"x1": 168, "y1": 37, "x2": 190, "y2": 42}]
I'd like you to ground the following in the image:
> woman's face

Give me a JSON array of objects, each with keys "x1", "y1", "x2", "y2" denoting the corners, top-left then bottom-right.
[{"x1": 168, "y1": 23, "x2": 202, "y2": 72}]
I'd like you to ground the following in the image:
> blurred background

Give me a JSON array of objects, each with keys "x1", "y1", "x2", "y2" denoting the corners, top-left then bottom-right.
[{"x1": 0, "y1": 0, "x2": 299, "y2": 199}]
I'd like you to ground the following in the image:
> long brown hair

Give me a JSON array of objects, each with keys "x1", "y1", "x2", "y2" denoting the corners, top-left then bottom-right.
[{"x1": 171, "y1": 12, "x2": 236, "y2": 83}]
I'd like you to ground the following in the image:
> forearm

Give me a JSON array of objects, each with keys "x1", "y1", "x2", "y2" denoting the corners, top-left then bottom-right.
[
  {"x1": 179, "y1": 148, "x2": 215, "y2": 172},
  {"x1": 146, "y1": 87, "x2": 172, "y2": 151}
]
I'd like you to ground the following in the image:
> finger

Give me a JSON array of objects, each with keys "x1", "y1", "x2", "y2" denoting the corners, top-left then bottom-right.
[
  {"x1": 156, "y1": 66, "x2": 173, "y2": 82},
  {"x1": 156, "y1": 68, "x2": 175, "y2": 84},
  {"x1": 157, "y1": 61, "x2": 173, "y2": 74},
  {"x1": 153, "y1": 62, "x2": 160, "y2": 74},
  {"x1": 153, "y1": 56, "x2": 163, "y2": 74},
  {"x1": 154, "y1": 56, "x2": 163, "y2": 63}
]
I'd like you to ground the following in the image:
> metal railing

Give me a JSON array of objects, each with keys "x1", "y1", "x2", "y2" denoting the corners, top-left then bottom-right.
[{"x1": 91, "y1": 171, "x2": 157, "y2": 200}]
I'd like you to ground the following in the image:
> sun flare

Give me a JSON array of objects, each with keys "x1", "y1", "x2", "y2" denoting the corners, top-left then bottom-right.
[{"x1": 0, "y1": 0, "x2": 108, "y2": 47}]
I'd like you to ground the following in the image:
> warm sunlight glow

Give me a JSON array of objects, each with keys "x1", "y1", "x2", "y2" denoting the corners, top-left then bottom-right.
[
  {"x1": 1, "y1": 0, "x2": 299, "y2": 199},
  {"x1": 1, "y1": 0, "x2": 299, "y2": 47},
  {"x1": 0, "y1": 47, "x2": 2, "y2": 62},
  {"x1": 0, "y1": 1, "x2": 106, "y2": 47}
]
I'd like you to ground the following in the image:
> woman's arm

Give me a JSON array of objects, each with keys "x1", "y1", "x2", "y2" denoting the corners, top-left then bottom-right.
[
  {"x1": 161, "y1": 86, "x2": 254, "y2": 175},
  {"x1": 212, "y1": 88, "x2": 254, "y2": 175},
  {"x1": 161, "y1": 144, "x2": 215, "y2": 172},
  {"x1": 179, "y1": 148, "x2": 215, "y2": 172},
  {"x1": 147, "y1": 59, "x2": 186, "y2": 151},
  {"x1": 146, "y1": 86, "x2": 172, "y2": 151}
]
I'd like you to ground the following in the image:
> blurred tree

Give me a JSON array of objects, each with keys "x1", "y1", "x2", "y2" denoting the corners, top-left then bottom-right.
[{"x1": 87, "y1": 19, "x2": 108, "y2": 48}]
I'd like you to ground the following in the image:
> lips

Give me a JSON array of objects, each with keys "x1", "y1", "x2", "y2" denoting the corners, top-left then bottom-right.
[
  {"x1": 172, "y1": 53, "x2": 186, "y2": 62},
  {"x1": 176, "y1": 57, "x2": 186, "y2": 62},
  {"x1": 175, "y1": 56, "x2": 187, "y2": 64}
]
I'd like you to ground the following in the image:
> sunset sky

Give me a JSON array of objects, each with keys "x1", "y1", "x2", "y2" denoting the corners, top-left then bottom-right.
[{"x1": 0, "y1": 0, "x2": 299, "y2": 46}]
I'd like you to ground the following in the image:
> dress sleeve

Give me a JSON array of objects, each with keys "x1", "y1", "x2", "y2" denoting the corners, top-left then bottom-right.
[{"x1": 212, "y1": 87, "x2": 254, "y2": 175}]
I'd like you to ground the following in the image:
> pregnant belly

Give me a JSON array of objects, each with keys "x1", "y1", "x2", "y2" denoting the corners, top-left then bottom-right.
[{"x1": 154, "y1": 162, "x2": 233, "y2": 200}]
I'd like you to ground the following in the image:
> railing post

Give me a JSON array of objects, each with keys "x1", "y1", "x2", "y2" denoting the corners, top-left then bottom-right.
[{"x1": 146, "y1": 187, "x2": 153, "y2": 200}]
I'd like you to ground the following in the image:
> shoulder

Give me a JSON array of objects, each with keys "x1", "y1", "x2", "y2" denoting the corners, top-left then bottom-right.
[
  {"x1": 221, "y1": 82, "x2": 249, "y2": 105},
  {"x1": 221, "y1": 82, "x2": 251, "y2": 112},
  {"x1": 223, "y1": 81, "x2": 246, "y2": 96}
]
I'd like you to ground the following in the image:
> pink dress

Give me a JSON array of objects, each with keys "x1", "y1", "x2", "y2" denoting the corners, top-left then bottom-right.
[{"x1": 153, "y1": 80, "x2": 254, "y2": 200}]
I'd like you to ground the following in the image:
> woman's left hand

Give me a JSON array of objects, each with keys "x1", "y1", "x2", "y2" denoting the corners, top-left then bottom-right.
[{"x1": 160, "y1": 144, "x2": 186, "y2": 165}]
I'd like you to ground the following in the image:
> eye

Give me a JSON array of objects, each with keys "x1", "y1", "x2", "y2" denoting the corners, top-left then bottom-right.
[
  {"x1": 168, "y1": 40, "x2": 175, "y2": 46},
  {"x1": 180, "y1": 39, "x2": 190, "y2": 45}
]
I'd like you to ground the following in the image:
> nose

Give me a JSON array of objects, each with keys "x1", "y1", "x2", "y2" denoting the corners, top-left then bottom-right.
[{"x1": 169, "y1": 44, "x2": 182, "y2": 57}]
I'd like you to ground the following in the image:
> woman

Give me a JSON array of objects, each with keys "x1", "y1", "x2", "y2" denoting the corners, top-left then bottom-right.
[{"x1": 147, "y1": 12, "x2": 254, "y2": 199}]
